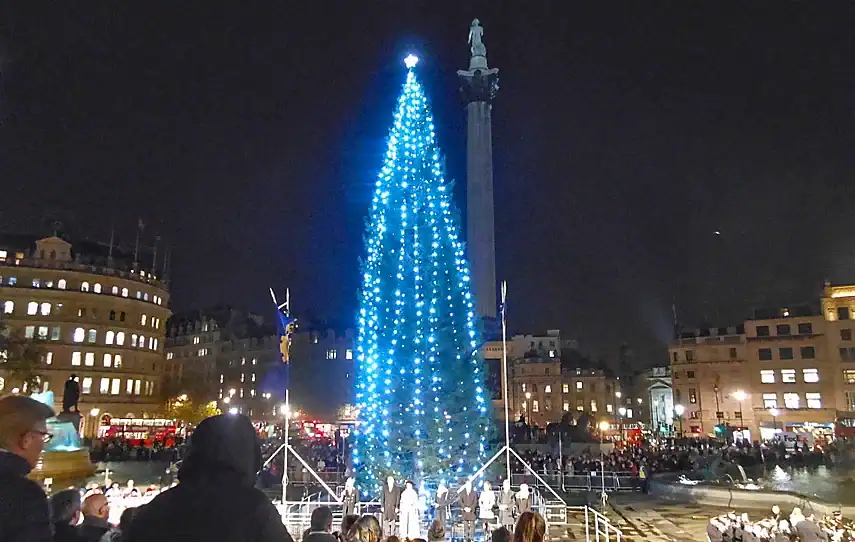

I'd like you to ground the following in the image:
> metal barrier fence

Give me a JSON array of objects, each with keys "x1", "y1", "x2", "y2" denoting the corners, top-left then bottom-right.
[
  {"x1": 275, "y1": 471, "x2": 640, "y2": 493},
  {"x1": 510, "y1": 472, "x2": 640, "y2": 492}
]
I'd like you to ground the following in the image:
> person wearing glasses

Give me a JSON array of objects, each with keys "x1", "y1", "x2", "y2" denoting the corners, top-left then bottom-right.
[{"x1": 0, "y1": 394, "x2": 56, "y2": 542}]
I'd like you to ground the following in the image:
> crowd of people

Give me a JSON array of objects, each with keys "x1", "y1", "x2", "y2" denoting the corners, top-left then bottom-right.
[
  {"x1": 0, "y1": 394, "x2": 554, "y2": 542},
  {"x1": 298, "y1": 505, "x2": 547, "y2": 542},
  {"x1": 88, "y1": 438, "x2": 184, "y2": 463},
  {"x1": 707, "y1": 506, "x2": 855, "y2": 541}
]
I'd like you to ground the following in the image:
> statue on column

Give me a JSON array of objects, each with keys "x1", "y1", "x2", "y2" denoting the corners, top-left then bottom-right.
[{"x1": 468, "y1": 19, "x2": 486, "y2": 58}]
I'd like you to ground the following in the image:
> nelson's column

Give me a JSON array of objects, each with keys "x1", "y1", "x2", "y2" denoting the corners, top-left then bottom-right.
[{"x1": 458, "y1": 18, "x2": 499, "y2": 322}]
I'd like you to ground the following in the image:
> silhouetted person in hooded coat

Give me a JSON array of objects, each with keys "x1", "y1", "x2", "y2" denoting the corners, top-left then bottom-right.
[{"x1": 126, "y1": 414, "x2": 294, "y2": 542}]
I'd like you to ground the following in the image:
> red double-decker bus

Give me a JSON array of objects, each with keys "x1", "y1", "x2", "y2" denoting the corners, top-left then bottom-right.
[{"x1": 98, "y1": 417, "x2": 180, "y2": 446}]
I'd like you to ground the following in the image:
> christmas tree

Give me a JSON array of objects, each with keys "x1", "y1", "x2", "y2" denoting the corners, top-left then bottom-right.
[{"x1": 352, "y1": 56, "x2": 492, "y2": 488}]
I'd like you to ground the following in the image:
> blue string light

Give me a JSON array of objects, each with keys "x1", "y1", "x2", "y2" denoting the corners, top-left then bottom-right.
[{"x1": 353, "y1": 61, "x2": 492, "y2": 486}]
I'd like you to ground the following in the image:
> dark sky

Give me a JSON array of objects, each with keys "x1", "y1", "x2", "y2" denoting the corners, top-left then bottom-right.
[{"x1": 1, "y1": 3, "x2": 854, "y2": 365}]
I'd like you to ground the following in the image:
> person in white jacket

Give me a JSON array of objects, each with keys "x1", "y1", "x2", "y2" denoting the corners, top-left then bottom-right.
[
  {"x1": 398, "y1": 481, "x2": 421, "y2": 540},
  {"x1": 478, "y1": 481, "x2": 496, "y2": 537}
]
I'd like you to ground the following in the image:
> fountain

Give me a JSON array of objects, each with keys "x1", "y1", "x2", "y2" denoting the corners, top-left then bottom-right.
[{"x1": 27, "y1": 381, "x2": 94, "y2": 484}]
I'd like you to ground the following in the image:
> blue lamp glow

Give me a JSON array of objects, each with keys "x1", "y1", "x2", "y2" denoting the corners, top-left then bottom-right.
[{"x1": 403, "y1": 54, "x2": 419, "y2": 69}]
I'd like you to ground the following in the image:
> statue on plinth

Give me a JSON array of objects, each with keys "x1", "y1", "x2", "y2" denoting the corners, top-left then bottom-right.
[{"x1": 63, "y1": 375, "x2": 80, "y2": 413}]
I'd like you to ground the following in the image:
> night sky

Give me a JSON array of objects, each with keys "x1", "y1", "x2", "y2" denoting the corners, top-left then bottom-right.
[{"x1": 2, "y1": 4, "x2": 854, "y2": 365}]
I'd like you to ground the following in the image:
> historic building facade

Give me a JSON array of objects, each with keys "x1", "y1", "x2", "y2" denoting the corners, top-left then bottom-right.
[
  {"x1": 669, "y1": 282, "x2": 855, "y2": 440},
  {"x1": 0, "y1": 235, "x2": 171, "y2": 436},
  {"x1": 166, "y1": 310, "x2": 356, "y2": 422}
]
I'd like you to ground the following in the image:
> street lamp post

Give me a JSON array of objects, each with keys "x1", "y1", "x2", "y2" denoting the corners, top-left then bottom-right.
[
  {"x1": 733, "y1": 390, "x2": 747, "y2": 442},
  {"x1": 768, "y1": 407, "x2": 780, "y2": 436},
  {"x1": 674, "y1": 404, "x2": 685, "y2": 438},
  {"x1": 597, "y1": 420, "x2": 610, "y2": 510}
]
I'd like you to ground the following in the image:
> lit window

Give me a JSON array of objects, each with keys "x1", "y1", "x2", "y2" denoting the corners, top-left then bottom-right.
[
  {"x1": 134, "y1": 380, "x2": 141, "y2": 395},
  {"x1": 136, "y1": 291, "x2": 141, "y2": 299},
  {"x1": 141, "y1": 314, "x2": 147, "y2": 326},
  {"x1": 39, "y1": 303, "x2": 50, "y2": 316},
  {"x1": 240, "y1": 389, "x2": 244, "y2": 398},
  {"x1": 143, "y1": 293, "x2": 149, "y2": 301},
  {"x1": 548, "y1": 350, "x2": 556, "y2": 358},
  {"x1": 806, "y1": 393, "x2": 822, "y2": 409},
  {"x1": 49, "y1": 326, "x2": 60, "y2": 341},
  {"x1": 110, "y1": 378, "x2": 120, "y2": 395},
  {"x1": 85, "y1": 352, "x2": 94, "y2": 366},
  {"x1": 111, "y1": 286, "x2": 118, "y2": 295},
  {"x1": 802, "y1": 369, "x2": 819, "y2": 383},
  {"x1": 114, "y1": 354, "x2": 122, "y2": 368},
  {"x1": 37, "y1": 326, "x2": 48, "y2": 339},
  {"x1": 131, "y1": 334, "x2": 138, "y2": 347},
  {"x1": 81, "y1": 282, "x2": 90, "y2": 292},
  {"x1": 252, "y1": 357, "x2": 257, "y2": 365},
  {"x1": 82, "y1": 377, "x2": 92, "y2": 394},
  {"x1": 241, "y1": 373, "x2": 245, "y2": 383},
  {"x1": 845, "y1": 370, "x2": 855, "y2": 384},
  {"x1": 166, "y1": 352, "x2": 174, "y2": 360},
  {"x1": 32, "y1": 278, "x2": 40, "y2": 288},
  {"x1": 761, "y1": 370, "x2": 775, "y2": 384},
  {"x1": 126, "y1": 379, "x2": 133, "y2": 394},
  {"x1": 104, "y1": 353, "x2": 112, "y2": 367},
  {"x1": 45, "y1": 352, "x2": 53, "y2": 365},
  {"x1": 105, "y1": 331, "x2": 115, "y2": 345},
  {"x1": 3, "y1": 301, "x2": 13, "y2": 314},
  {"x1": 72, "y1": 352, "x2": 82, "y2": 366},
  {"x1": 562, "y1": 401, "x2": 570, "y2": 411},
  {"x1": 590, "y1": 400, "x2": 598, "y2": 412},
  {"x1": 250, "y1": 389, "x2": 256, "y2": 397},
  {"x1": 606, "y1": 404, "x2": 613, "y2": 413},
  {"x1": 149, "y1": 337, "x2": 154, "y2": 350},
  {"x1": 345, "y1": 349, "x2": 353, "y2": 360},
  {"x1": 93, "y1": 283, "x2": 102, "y2": 294},
  {"x1": 27, "y1": 302, "x2": 37, "y2": 315},
  {"x1": 532, "y1": 400, "x2": 539, "y2": 412},
  {"x1": 193, "y1": 336, "x2": 200, "y2": 345},
  {"x1": 56, "y1": 279, "x2": 66, "y2": 289},
  {"x1": 575, "y1": 381, "x2": 583, "y2": 390},
  {"x1": 326, "y1": 349, "x2": 337, "y2": 359},
  {"x1": 241, "y1": 357, "x2": 246, "y2": 365},
  {"x1": 781, "y1": 369, "x2": 796, "y2": 383},
  {"x1": 784, "y1": 393, "x2": 800, "y2": 409},
  {"x1": 7, "y1": 277, "x2": 15, "y2": 286},
  {"x1": 121, "y1": 288, "x2": 128, "y2": 297},
  {"x1": 116, "y1": 332, "x2": 125, "y2": 346},
  {"x1": 100, "y1": 378, "x2": 110, "y2": 394},
  {"x1": 689, "y1": 388, "x2": 697, "y2": 403},
  {"x1": 72, "y1": 327, "x2": 84, "y2": 343},
  {"x1": 86, "y1": 329, "x2": 97, "y2": 343},
  {"x1": 251, "y1": 373, "x2": 256, "y2": 382},
  {"x1": 521, "y1": 383, "x2": 526, "y2": 392},
  {"x1": 219, "y1": 374, "x2": 224, "y2": 384},
  {"x1": 0, "y1": 250, "x2": 5, "y2": 261},
  {"x1": 24, "y1": 325, "x2": 35, "y2": 338},
  {"x1": 544, "y1": 385, "x2": 552, "y2": 394}
]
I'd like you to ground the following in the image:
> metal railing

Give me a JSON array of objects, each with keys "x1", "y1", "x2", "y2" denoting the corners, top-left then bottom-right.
[
  {"x1": 565, "y1": 506, "x2": 623, "y2": 542},
  {"x1": 510, "y1": 472, "x2": 640, "y2": 492}
]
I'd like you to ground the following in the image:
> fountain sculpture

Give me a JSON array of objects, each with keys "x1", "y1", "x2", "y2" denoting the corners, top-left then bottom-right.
[{"x1": 28, "y1": 377, "x2": 94, "y2": 484}]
